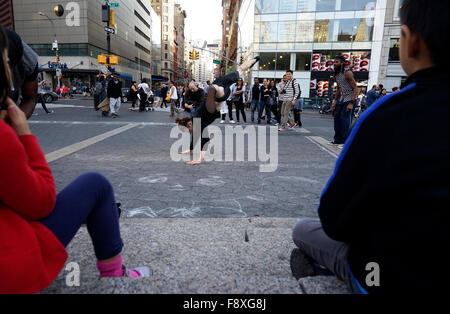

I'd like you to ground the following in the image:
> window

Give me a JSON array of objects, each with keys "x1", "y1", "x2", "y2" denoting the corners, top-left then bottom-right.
[
  {"x1": 164, "y1": 16, "x2": 168, "y2": 22},
  {"x1": 255, "y1": 0, "x2": 279, "y2": 14},
  {"x1": 340, "y1": 0, "x2": 376, "y2": 11},
  {"x1": 164, "y1": 25, "x2": 168, "y2": 32},
  {"x1": 314, "y1": 20, "x2": 333, "y2": 42},
  {"x1": 165, "y1": 53, "x2": 168, "y2": 59},
  {"x1": 163, "y1": 6, "x2": 168, "y2": 13},
  {"x1": 259, "y1": 53, "x2": 276, "y2": 70},
  {"x1": 335, "y1": 19, "x2": 357, "y2": 42},
  {"x1": 296, "y1": 53, "x2": 311, "y2": 71},
  {"x1": 165, "y1": 62, "x2": 168, "y2": 69},
  {"x1": 296, "y1": 20, "x2": 315, "y2": 42},
  {"x1": 276, "y1": 52, "x2": 291, "y2": 70},
  {"x1": 297, "y1": 0, "x2": 315, "y2": 12},
  {"x1": 316, "y1": 0, "x2": 336, "y2": 12},
  {"x1": 278, "y1": 0, "x2": 297, "y2": 13},
  {"x1": 165, "y1": 44, "x2": 168, "y2": 50},
  {"x1": 259, "y1": 21, "x2": 278, "y2": 42},
  {"x1": 389, "y1": 38, "x2": 400, "y2": 62},
  {"x1": 393, "y1": 0, "x2": 404, "y2": 21},
  {"x1": 278, "y1": 21, "x2": 296, "y2": 42},
  {"x1": 164, "y1": 35, "x2": 168, "y2": 41}
]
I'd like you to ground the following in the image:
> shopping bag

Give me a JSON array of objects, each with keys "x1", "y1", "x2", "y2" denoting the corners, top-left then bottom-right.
[{"x1": 98, "y1": 98, "x2": 110, "y2": 112}]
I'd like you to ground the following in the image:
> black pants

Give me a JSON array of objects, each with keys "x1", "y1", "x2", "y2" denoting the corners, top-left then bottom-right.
[
  {"x1": 293, "y1": 109, "x2": 302, "y2": 126},
  {"x1": 37, "y1": 94, "x2": 51, "y2": 114},
  {"x1": 221, "y1": 100, "x2": 234, "y2": 121},
  {"x1": 271, "y1": 100, "x2": 281, "y2": 124},
  {"x1": 234, "y1": 101, "x2": 246, "y2": 122},
  {"x1": 94, "y1": 94, "x2": 100, "y2": 111},
  {"x1": 139, "y1": 93, "x2": 148, "y2": 112}
]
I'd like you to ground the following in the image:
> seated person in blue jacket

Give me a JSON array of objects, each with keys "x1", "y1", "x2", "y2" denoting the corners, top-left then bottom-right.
[{"x1": 290, "y1": 0, "x2": 448, "y2": 294}]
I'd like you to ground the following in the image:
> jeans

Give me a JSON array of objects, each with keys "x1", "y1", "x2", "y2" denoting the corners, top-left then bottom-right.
[
  {"x1": 39, "y1": 173, "x2": 123, "y2": 261},
  {"x1": 334, "y1": 100, "x2": 352, "y2": 144},
  {"x1": 250, "y1": 100, "x2": 261, "y2": 121},
  {"x1": 259, "y1": 98, "x2": 272, "y2": 122},
  {"x1": 292, "y1": 218, "x2": 360, "y2": 294}
]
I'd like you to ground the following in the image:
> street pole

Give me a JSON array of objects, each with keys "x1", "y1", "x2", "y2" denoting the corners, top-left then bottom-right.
[{"x1": 38, "y1": 12, "x2": 60, "y2": 88}]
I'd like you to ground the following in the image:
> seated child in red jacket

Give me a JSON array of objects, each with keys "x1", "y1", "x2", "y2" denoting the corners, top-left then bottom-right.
[{"x1": 0, "y1": 26, "x2": 148, "y2": 294}]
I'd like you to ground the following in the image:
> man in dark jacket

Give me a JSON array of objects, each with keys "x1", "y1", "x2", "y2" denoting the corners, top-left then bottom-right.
[
  {"x1": 291, "y1": 0, "x2": 448, "y2": 294},
  {"x1": 184, "y1": 80, "x2": 204, "y2": 116},
  {"x1": 107, "y1": 74, "x2": 122, "y2": 118}
]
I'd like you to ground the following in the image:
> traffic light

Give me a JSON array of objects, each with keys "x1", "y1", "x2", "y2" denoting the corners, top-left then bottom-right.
[
  {"x1": 195, "y1": 51, "x2": 199, "y2": 60},
  {"x1": 241, "y1": 56, "x2": 244, "y2": 65},
  {"x1": 189, "y1": 51, "x2": 194, "y2": 60},
  {"x1": 56, "y1": 54, "x2": 60, "y2": 62},
  {"x1": 102, "y1": 5, "x2": 110, "y2": 22}
]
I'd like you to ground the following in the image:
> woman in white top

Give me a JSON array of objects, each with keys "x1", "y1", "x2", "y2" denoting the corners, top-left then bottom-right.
[{"x1": 169, "y1": 81, "x2": 178, "y2": 117}]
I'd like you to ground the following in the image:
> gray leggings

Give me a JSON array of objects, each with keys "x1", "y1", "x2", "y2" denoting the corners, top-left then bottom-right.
[{"x1": 292, "y1": 218, "x2": 361, "y2": 294}]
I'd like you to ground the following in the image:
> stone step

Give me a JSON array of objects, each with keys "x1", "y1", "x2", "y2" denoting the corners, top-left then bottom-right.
[{"x1": 42, "y1": 218, "x2": 349, "y2": 294}]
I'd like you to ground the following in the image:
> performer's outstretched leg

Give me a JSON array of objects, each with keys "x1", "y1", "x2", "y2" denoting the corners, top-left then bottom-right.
[{"x1": 206, "y1": 57, "x2": 260, "y2": 114}]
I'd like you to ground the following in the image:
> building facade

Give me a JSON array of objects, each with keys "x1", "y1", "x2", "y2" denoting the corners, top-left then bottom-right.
[
  {"x1": 377, "y1": 0, "x2": 406, "y2": 92},
  {"x1": 152, "y1": 0, "x2": 175, "y2": 82},
  {"x1": 222, "y1": 0, "x2": 242, "y2": 74},
  {"x1": 237, "y1": 0, "x2": 390, "y2": 97},
  {"x1": 12, "y1": 0, "x2": 155, "y2": 89},
  {"x1": 174, "y1": 3, "x2": 187, "y2": 85}
]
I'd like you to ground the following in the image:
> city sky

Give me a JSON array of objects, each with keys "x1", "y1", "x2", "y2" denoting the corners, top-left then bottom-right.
[{"x1": 175, "y1": 0, "x2": 223, "y2": 43}]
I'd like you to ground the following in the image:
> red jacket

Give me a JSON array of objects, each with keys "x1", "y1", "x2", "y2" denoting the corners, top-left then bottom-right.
[{"x1": 0, "y1": 121, "x2": 67, "y2": 294}]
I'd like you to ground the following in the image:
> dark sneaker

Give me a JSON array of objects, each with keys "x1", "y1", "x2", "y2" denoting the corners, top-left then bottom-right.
[{"x1": 290, "y1": 249, "x2": 316, "y2": 280}]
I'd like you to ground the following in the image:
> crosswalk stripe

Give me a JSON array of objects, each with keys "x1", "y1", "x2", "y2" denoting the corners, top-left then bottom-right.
[{"x1": 45, "y1": 123, "x2": 139, "y2": 163}]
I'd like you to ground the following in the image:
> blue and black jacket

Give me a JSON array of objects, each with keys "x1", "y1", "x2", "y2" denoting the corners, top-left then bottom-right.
[{"x1": 318, "y1": 67, "x2": 448, "y2": 294}]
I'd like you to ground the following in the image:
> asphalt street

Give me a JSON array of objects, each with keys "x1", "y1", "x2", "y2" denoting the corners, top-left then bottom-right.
[{"x1": 30, "y1": 98, "x2": 340, "y2": 219}]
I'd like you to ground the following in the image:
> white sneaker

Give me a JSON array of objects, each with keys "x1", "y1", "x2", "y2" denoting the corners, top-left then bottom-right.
[
  {"x1": 220, "y1": 120, "x2": 225, "y2": 124},
  {"x1": 230, "y1": 120, "x2": 236, "y2": 124}
]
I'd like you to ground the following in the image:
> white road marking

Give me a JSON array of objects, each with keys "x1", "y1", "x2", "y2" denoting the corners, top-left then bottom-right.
[
  {"x1": 45, "y1": 123, "x2": 139, "y2": 163},
  {"x1": 306, "y1": 136, "x2": 340, "y2": 159},
  {"x1": 30, "y1": 121, "x2": 176, "y2": 126}
]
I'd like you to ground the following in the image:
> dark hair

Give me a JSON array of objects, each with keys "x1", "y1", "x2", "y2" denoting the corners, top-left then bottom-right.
[
  {"x1": 392, "y1": 86, "x2": 399, "y2": 92},
  {"x1": 0, "y1": 26, "x2": 12, "y2": 108},
  {"x1": 286, "y1": 70, "x2": 293, "y2": 74},
  {"x1": 400, "y1": 0, "x2": 448, "y2": 66},
  {"x1": 175, "y1": 116, "x2": 192, "y2": 127}
]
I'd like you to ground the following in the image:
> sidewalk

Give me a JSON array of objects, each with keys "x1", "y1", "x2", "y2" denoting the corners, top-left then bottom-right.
[{"x1": 43, "y1": 218, "x2": 350, "y2": 294}]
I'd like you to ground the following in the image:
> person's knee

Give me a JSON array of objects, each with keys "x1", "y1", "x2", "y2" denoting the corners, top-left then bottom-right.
[
  {"x1": 79, "y1": 172, "x2": 113, "y2": 192},
  {"x1": 293, "y1": 218, "x2": 319, "y2": 248}
]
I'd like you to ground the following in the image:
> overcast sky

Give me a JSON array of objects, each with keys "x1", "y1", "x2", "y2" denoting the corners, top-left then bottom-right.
[{"x1": 175, "y1": 0, "x2": 223, "y2": 43}]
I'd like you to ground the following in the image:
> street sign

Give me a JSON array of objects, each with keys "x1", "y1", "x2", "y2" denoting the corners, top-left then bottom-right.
[
  {"x1": 213, "y1": 60, "x2": 221, "y2": 65},
  {"x1": 109, "y1": 3, "x2": 119, "y2": 7},
  {"x1": 104, "y1": 26, "x2": 115, "y2": 34}
]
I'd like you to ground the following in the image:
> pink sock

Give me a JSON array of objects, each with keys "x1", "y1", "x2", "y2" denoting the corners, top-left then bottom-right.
[{"x1": 97, "y1": 255, "x2": 125, "y2": 278}]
